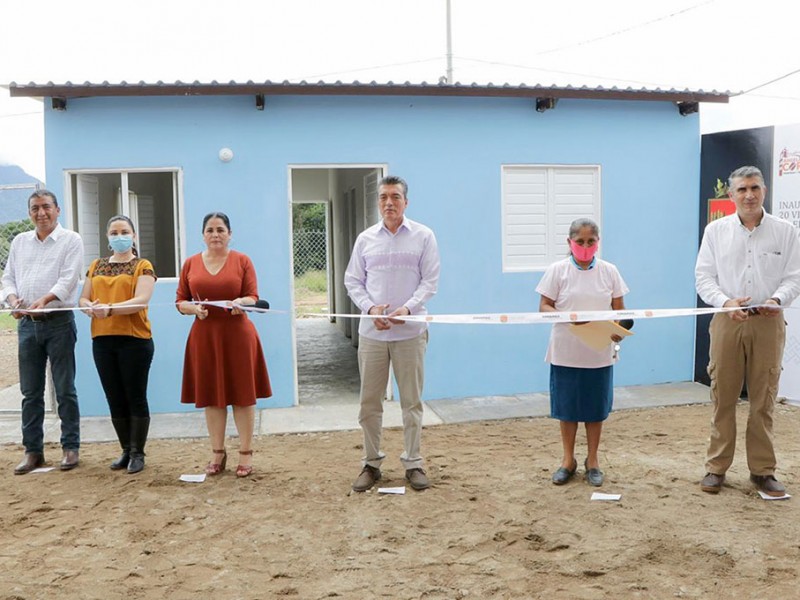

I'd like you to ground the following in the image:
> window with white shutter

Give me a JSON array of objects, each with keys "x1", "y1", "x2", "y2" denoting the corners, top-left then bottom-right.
[
  {"x1": 501, "y1": 165, "x2": 601, "y2": 271},
  {"x1": 66, "y1": 169, "x2": 183, "y2": 277}
]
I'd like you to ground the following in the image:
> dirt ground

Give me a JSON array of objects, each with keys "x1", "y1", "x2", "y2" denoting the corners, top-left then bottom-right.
[
  {"x1": 0, "y1": 329, "x2": 18, "y2": 389},
  {"x1": 1, "y1": 402, "x2": 798, "y2": 600}
]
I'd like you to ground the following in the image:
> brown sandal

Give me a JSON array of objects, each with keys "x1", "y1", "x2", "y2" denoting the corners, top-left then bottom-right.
[
  {"x1": 236, "y1": 450, "x2": 253, "y2": 478},
  {"x1": 205, "y1": 449, "x2": 227, "y2": 476}
]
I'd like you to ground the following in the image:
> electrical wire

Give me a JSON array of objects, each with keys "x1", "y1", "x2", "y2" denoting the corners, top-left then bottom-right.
[
  {"x1": 0, "y1": 111, "x2": 41, "y2": 119},
  {"x1": 735, "y1": 67, "x2": 800, "y2": 96},
  {"x1": 530, "y1": 0, "x2": 716, "y2": 57}
]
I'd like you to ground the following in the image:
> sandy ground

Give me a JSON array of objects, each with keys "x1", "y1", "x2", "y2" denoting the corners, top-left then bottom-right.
[
  {"x1": 1, "y1": 402, "x2": 798, "y2": 599},
  {"x1": 0, "y1": 329, "x2": 18, "y2": 389}
]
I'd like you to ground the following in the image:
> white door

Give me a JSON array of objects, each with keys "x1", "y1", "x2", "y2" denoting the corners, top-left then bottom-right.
[
  {"x1": 76, "y1": 174, "x2": 100, "y2": 268},
  {"x1": 130, "y1": 193, "x2": 157, "y2": 263},
  {"x1": 363, "y1": 169, "x2": 381, "y2": 227}
]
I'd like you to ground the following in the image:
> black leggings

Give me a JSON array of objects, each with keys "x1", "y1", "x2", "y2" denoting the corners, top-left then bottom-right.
[{"x1": 92, "y1": 336, "x2": 155, "y2": 419}]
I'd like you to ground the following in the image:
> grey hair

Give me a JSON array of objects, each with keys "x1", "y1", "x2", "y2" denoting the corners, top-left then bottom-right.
[
  {"x1": 568, "y1": 217, "x2": 599, "y2": 239},
  {"x1": 379, "y1": 175, "x2": 408, "y2": 198},
  {"x1": 728, "y1": 166, "x2": 765, "y2": 189}
]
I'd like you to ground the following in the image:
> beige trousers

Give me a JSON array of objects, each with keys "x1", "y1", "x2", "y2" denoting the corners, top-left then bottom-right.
[
  {"x1": 705, "y1": 313, "x2": 785, "y2": 476},
  {"x1": 357, "y1": 332, "x2": 428, "y2": 471}
]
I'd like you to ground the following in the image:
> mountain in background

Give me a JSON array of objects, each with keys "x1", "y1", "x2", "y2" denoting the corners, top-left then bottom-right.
[{"x1": 0, "y1": 164, "x2": 42, "y2": 223}]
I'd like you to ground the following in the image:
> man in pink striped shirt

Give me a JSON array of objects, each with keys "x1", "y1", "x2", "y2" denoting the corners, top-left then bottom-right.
[{"x1": 345, "y1": 175, "x2": 440, "y2": 492}]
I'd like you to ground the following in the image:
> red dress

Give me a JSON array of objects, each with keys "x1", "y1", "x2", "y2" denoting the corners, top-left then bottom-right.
[{"x1": 176, "y1": 251, "x2": 272, "y2": 407}]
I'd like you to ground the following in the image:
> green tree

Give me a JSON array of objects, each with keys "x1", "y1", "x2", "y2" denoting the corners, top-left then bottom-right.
[{"x1": 292, "y1": 203, "x2": 326, "y2": 230}]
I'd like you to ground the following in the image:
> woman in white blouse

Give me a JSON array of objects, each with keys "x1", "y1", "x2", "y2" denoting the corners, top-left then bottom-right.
[{"x1": 536, "y1": 218, "x2": 629, "y2": 487}]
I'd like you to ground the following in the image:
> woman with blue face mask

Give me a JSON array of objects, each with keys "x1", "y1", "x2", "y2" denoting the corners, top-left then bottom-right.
[{"x1": 79, "y1": 215, "x2": 156, "y2": 474}]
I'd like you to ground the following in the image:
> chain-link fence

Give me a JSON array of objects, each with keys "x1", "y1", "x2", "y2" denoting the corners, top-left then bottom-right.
[
  {"x1": 0, "y1": 219, "x2": 35, "y2": 277},
  {"x1": 293, "y1": 229, "x2": 328, "y2": 315}
]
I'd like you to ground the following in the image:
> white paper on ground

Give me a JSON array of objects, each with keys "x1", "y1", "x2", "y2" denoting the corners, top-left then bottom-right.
[
  {"x1": 377, "y1": 486, "x2": 406, "y2": 495},
  {"x1": 591, "y1": 492, "x2": 622, "y2": 501},
  {"x1": 757, "y1": 490, "x2": 791, "y2": 501},
  {"x1": 30, "y1": 467, "x2": 55, "y2": 474},
  {"x1": 179, "y1": 474, "x2": 207, "y2": 483}
]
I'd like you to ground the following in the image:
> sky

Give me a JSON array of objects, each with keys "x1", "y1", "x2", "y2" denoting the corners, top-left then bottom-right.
[{"x1": 2, "y1": 0, "x2": 800, "y2": 181}]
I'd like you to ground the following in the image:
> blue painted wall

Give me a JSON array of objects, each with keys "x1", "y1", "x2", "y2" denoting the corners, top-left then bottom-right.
[{"x1": 44, "y1": 94, "x2": 699, "y2": 415}]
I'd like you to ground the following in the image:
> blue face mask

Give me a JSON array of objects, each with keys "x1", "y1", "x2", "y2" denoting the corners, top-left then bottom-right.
[{"x1": 108, "y1": 235, "x2": 134, "y2": 253}]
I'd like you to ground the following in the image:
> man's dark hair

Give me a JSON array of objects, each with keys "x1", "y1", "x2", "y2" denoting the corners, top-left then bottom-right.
[
  {"x1": 379, "y1": 175, "x2": 408, "y2": 198},
  {"x1": 28, "y1": 189, "x2": 58, "y2": 208}
]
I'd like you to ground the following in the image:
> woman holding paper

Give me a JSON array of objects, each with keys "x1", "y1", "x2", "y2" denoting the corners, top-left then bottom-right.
[
  {"x1": 176, "y1": 212, "x2": 272, "y2": 478},
  {"x1": 79, "y1": 215, "x2": 156, "y2": 474},
  {"x1": 536, "y1": 218, "x2": 629, "y2": 487}
]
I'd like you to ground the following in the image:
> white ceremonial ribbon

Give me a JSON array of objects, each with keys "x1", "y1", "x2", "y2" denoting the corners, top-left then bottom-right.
[
  {"x1": 301, "y1": 304, "x2": 791, "y2": 324},
  {"x1": 189, "y1": 300, "x2": 286, "y2": 314},
  {"x1": 0, "y1": 302, "x2": 790, "y2": 321},
  {"x1": 0, "y1": 303, "x2": 151, "y2": 314}
]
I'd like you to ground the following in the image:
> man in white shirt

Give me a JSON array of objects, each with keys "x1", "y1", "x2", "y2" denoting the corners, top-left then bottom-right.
[
  {"x1": 1, "y1": 190, "x2": 84, "y2": 474},
  {"x1": 695, "y1": 166, "x2": 800, "y2": 496},
  {"x1": 344, "y1": 175, "x2": 440, "y2": 492}
]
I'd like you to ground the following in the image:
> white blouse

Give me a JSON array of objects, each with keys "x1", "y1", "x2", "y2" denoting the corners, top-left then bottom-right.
[{"x1": 536, "y1": 257, "x2": 629, "y2": 368}]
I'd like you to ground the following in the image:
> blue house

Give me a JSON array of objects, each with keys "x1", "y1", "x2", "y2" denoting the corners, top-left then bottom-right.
[{"x1": 10, "y1": 81, "x2": 728, "y2": 416}]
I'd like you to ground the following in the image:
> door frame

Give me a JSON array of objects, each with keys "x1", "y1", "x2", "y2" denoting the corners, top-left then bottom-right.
[{"x1": 287, "y1": 163, "x2": 387, "y2": 405}]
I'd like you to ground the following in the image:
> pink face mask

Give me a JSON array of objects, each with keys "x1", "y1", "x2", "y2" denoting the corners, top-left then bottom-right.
[{"x1": 569, "y1": 239, "x2": 598, "y2": 262}]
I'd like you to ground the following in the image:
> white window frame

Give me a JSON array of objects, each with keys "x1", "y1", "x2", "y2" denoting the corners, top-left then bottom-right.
[
  {"x1": 62, "y1": 167, "x2": 185, "y2": 280},
  {"x1": 501, "y1": 164, "x2": 602, "y2": 272}
]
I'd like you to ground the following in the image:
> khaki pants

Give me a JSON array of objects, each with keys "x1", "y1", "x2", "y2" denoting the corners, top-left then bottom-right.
[
  {"x1": 357, "y1": 332, "x2": 428, "y2": 471},
  {"x1": 705, "y1": 313, "x2": 785, "y2": 476}
]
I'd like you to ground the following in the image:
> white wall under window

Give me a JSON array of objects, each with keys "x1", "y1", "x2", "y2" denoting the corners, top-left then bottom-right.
[{"x1": 501, "y1": 165, "x2": 601, "y2": 271}]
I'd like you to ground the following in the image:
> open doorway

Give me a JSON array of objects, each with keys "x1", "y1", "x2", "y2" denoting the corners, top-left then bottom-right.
[{"x1": 289, "y1": 165, "x2": 385, "y2": 405}]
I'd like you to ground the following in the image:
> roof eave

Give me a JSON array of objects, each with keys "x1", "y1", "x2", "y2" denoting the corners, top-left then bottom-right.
[{"x1": 8, "y1": 81, "x2": 730, "y2": 104}]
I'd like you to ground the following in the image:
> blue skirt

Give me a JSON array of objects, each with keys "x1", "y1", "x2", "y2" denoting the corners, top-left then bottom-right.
[{"x1": 550, "y1": 364, "x2": 613, "y2": 423}]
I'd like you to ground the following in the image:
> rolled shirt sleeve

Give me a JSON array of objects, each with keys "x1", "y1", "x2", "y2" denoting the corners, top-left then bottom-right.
[
  {"x1": 49, "y1": 233, "x2": 84, "y2": 303},
  {"x1": 695, "y1": 229, "x2": 729, "y2": 308}
]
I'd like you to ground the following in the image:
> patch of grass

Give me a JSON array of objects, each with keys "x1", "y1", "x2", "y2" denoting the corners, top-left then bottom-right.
[
  {"x1": 295, "y1": 270, "x2": 327, "y2": 294},
  {"x1": 294, "y1": 270, "x2": 328, "y2": 317}
]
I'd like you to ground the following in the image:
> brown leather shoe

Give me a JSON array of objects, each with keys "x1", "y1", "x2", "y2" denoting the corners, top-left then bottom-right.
[
  {"x1": 406, "y1": 468, "x2": 430, "y2": 491},
  {"x1": 14, "y1": 452, "x2": 45, "y2": 475},
  {"x1": 700, "y1": 472, "x2": 725, "y2": 493},
  {"x1": 60, "y1": 449, "x2": 80, "y2": 471},
  {"x1": 750, "y1": 474, "x2": 786, "y2": 497},
  {"x1": 352, "y1": 465, "x2": 381, "y2": 492}
]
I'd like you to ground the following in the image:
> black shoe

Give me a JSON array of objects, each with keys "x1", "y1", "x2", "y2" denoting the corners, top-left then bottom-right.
[
  {"x1": 110, "y1": 417, "x2": 131, "y2": 470},
  {"x1": 406, "y1": 468, "x2": 430, "y2": 490},
  {"x1": 14, "y1": 452, "x2": 45, "y2": 475},
  {"x1": 110, "y1": 452, "x2": 130, "y2": 470},
  {"x1": 60, "y1": 449, "x2": 80, "y2": 471},
  {"x1": 700, "y1": 472, "x2": 725, "y2": 494},
  {"x1": 127, "y1": 416, "x2": 150, "y2": 474},
  {"x1": 750, "y1": 474, "x2": 786, "y2": 497},
  {"x1": 584, "y1": 463, "x2": 605, "y2": 487},
  {"x1": 552, "y1": 459, "x2": 578, "y2": 485},
  {"x1": 352, "y1": 465, "x2": 381, "y2": 492}
]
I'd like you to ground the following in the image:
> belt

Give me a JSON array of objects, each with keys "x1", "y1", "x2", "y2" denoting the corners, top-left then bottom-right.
[{"x1": 24, "y1": 311, "x2": 71, "y2": 322}]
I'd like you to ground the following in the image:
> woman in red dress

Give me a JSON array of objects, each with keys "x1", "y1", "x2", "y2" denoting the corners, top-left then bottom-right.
[{"x1": 176, "y1": 212, "x2": 271, "y2": 477}]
